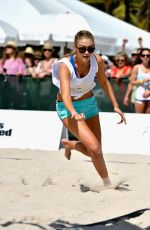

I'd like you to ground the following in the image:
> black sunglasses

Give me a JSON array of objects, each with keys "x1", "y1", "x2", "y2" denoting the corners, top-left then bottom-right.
[
  {"x1": 43, "y1": 49, "x2": 53, "y2": 52},
  {"x1": 131, "y1": 53, "x2": 138, "y2": 56},
  {"x1": 76, "y1": 46, "x2": 95, "y2": 54},
  {"x1": 116, "y1": 59, "x2": 125, "y2": 62},
  {"x1": 5, "y1": 45, "x2": 14, "y2": 49},
  {"x1": 141, "y1": 54, "x2": 150, "y2": 58},
  {"x1": 35, "y1": 58, "x2": 41, "y2": 61}
]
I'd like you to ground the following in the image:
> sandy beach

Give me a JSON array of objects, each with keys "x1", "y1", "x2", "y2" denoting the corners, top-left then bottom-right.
[{"x1": 0, "y1": 148, "x2": 150, "y2": 229}]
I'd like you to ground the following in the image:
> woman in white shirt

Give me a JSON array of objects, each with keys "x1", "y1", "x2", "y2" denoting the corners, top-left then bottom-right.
[
  {"x1": 131, "y1": 48, "x2": 150, "y2": 113},
  {"x1": 52, "y1": 30, "x2": 126, "y2": 190}
]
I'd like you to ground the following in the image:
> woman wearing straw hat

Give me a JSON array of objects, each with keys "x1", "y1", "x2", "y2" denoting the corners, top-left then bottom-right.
[
  {"x1": 3, "y1": 41, "x2": 26, "y2": 76},
  {"x1": 1, "y1": 41, "x2": 26, "y2": 109},
  {"x1": 23, "y1": 46, "x2": 36, "y2": 76},
  {"x1": 36, "y1": 41, "x2": 58, "y2": 79}
]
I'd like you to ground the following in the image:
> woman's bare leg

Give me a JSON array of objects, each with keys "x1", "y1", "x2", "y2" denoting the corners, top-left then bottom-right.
[
  {"x1": 85, "y1": 115, "x2": 111, "y2": 186},
  {"x1": 62, "y1": 115, "x2": 111, "y2": 186},
  {"x1": 145, "y1": 102, "x2": 150, "y2": 114},
  {"x1": 134, "y1": 102, "x2": 145, "y2": 113}
]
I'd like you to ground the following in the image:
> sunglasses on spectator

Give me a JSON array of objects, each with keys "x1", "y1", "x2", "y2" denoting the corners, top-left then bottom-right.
[
  {"x1": 116, "y1": 59, "x2": 125, "y2": 62},
  {"x1": 5, "y1": 46, "x2": 14, "y2": 49},
  {"x1": 141, "y1": 54, "x2": 150, "y2": 58},
  {"x1": 35, "y1": 58, "x2": 41, "y2": 61},
  {"x1": 131, "y1": 53, "x2": 138, "y2": 56},
  {"x1": 76, "y1": 46, "x2": 95, "y2": 53},
  {"x1": 43, "y1": 49, "x2": 53, "y2": 52}
]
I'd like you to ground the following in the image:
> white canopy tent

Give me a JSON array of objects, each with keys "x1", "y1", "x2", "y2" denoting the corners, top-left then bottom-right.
[
  {"x1": 28, "y1": 0, "x2": 117, "y2": 53},
  {"x1": 50, "y1": 13, "x2": 91, "y2": 42},
  {"x1": 0, "y1": 0, "x2": 92, "y2": 48},
  {"x1": 52, "y1": 0, "x2": 150, "y2": 53},
  {"x1": 0, "y1": 0, "x2": 50, "y2": 45},
  {"x1": 29, "y1": 0, "x2": 150, "y2": 54},
  {"x1": 48, "y1": 12, "x2": 93, "y2": 57},
  {"x1": 28, "y1": 0, "x2": 74, "y2": 14},
  {"x1": 0, "y1": 0, "x2": 117, "y2": 52},
  {"x1": 0, "y1": 19, "x2": 18, "y2": 45},
  {"x1": 0, "y1": 0, "x2": 150, "y2": 55}
]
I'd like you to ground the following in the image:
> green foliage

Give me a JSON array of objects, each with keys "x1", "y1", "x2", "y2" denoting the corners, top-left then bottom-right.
[
  {"x1": 112, "y1": 4, "x2": 125, "y2": 20},
  {"x1": 80, "y1": 0, "x2": 149, "y2": 32}
]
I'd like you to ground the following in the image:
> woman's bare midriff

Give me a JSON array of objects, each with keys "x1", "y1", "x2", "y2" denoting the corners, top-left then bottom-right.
[{"x1": 57, "y1": 91, "x2": 94, "y2": 102}]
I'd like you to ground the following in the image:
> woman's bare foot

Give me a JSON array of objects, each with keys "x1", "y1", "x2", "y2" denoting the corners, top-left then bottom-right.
[
  {"x1": 64, "y1": 149, "x2": 72, "y2": 160},
  {"x1": 90, "y1": 178, "x2": 127, "y2": 192},
  {"x1": 61, "y1": 139, "x2": 73, "y2": 160},
  {"x1": 103, "y1": 177, "x2": 112, "y2": 188}
]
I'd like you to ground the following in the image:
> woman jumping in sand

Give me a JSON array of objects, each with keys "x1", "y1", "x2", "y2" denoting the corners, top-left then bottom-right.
[{"x1": 52, "y1": 30, "x2": 126, "y2": 189}]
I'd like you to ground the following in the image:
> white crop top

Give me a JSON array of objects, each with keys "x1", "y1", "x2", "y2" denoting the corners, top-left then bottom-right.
[
  {"x1": 135, "y1": 65, "x2": 150, "y2": 101},
  {"x1": 52, "y1": 54, "x2": 98, "y2": 99}
]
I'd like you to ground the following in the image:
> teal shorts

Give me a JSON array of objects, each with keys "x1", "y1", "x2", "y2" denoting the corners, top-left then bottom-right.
[{"x1": 56, "y1": 96, "x2": 99, "y2": 120}]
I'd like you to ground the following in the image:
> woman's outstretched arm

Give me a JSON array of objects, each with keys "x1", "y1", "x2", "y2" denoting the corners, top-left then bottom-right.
[{"x1": 96, "y1": 54, "x2": 126, "y2": 124}]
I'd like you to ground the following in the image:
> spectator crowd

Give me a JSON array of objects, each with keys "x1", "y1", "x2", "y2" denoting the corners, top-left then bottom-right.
[{"x1": 0, "y1": 37, "x2": 150, "y2": 113}]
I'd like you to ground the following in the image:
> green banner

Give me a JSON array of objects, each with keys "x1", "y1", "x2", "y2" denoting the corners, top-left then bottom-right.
[{"x1": 0, "y1": 75, "x2": 133, "y2": 112}]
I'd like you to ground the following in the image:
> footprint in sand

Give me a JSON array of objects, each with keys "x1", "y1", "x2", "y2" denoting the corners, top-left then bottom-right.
[
  {"x1": 41, "y1": 177, "x2": 53, "y2": 187},
  {"x1": 80, "y1": 179, "x2": 128, "y2": 193},
  {"x1": 20, "y1": 177, "x2": 28, "y2": 185}
]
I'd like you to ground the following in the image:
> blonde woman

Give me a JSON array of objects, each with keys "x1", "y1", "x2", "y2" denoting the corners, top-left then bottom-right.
[{"x1": 52, "y1": 30, "x2": 126, "y2": 190}]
